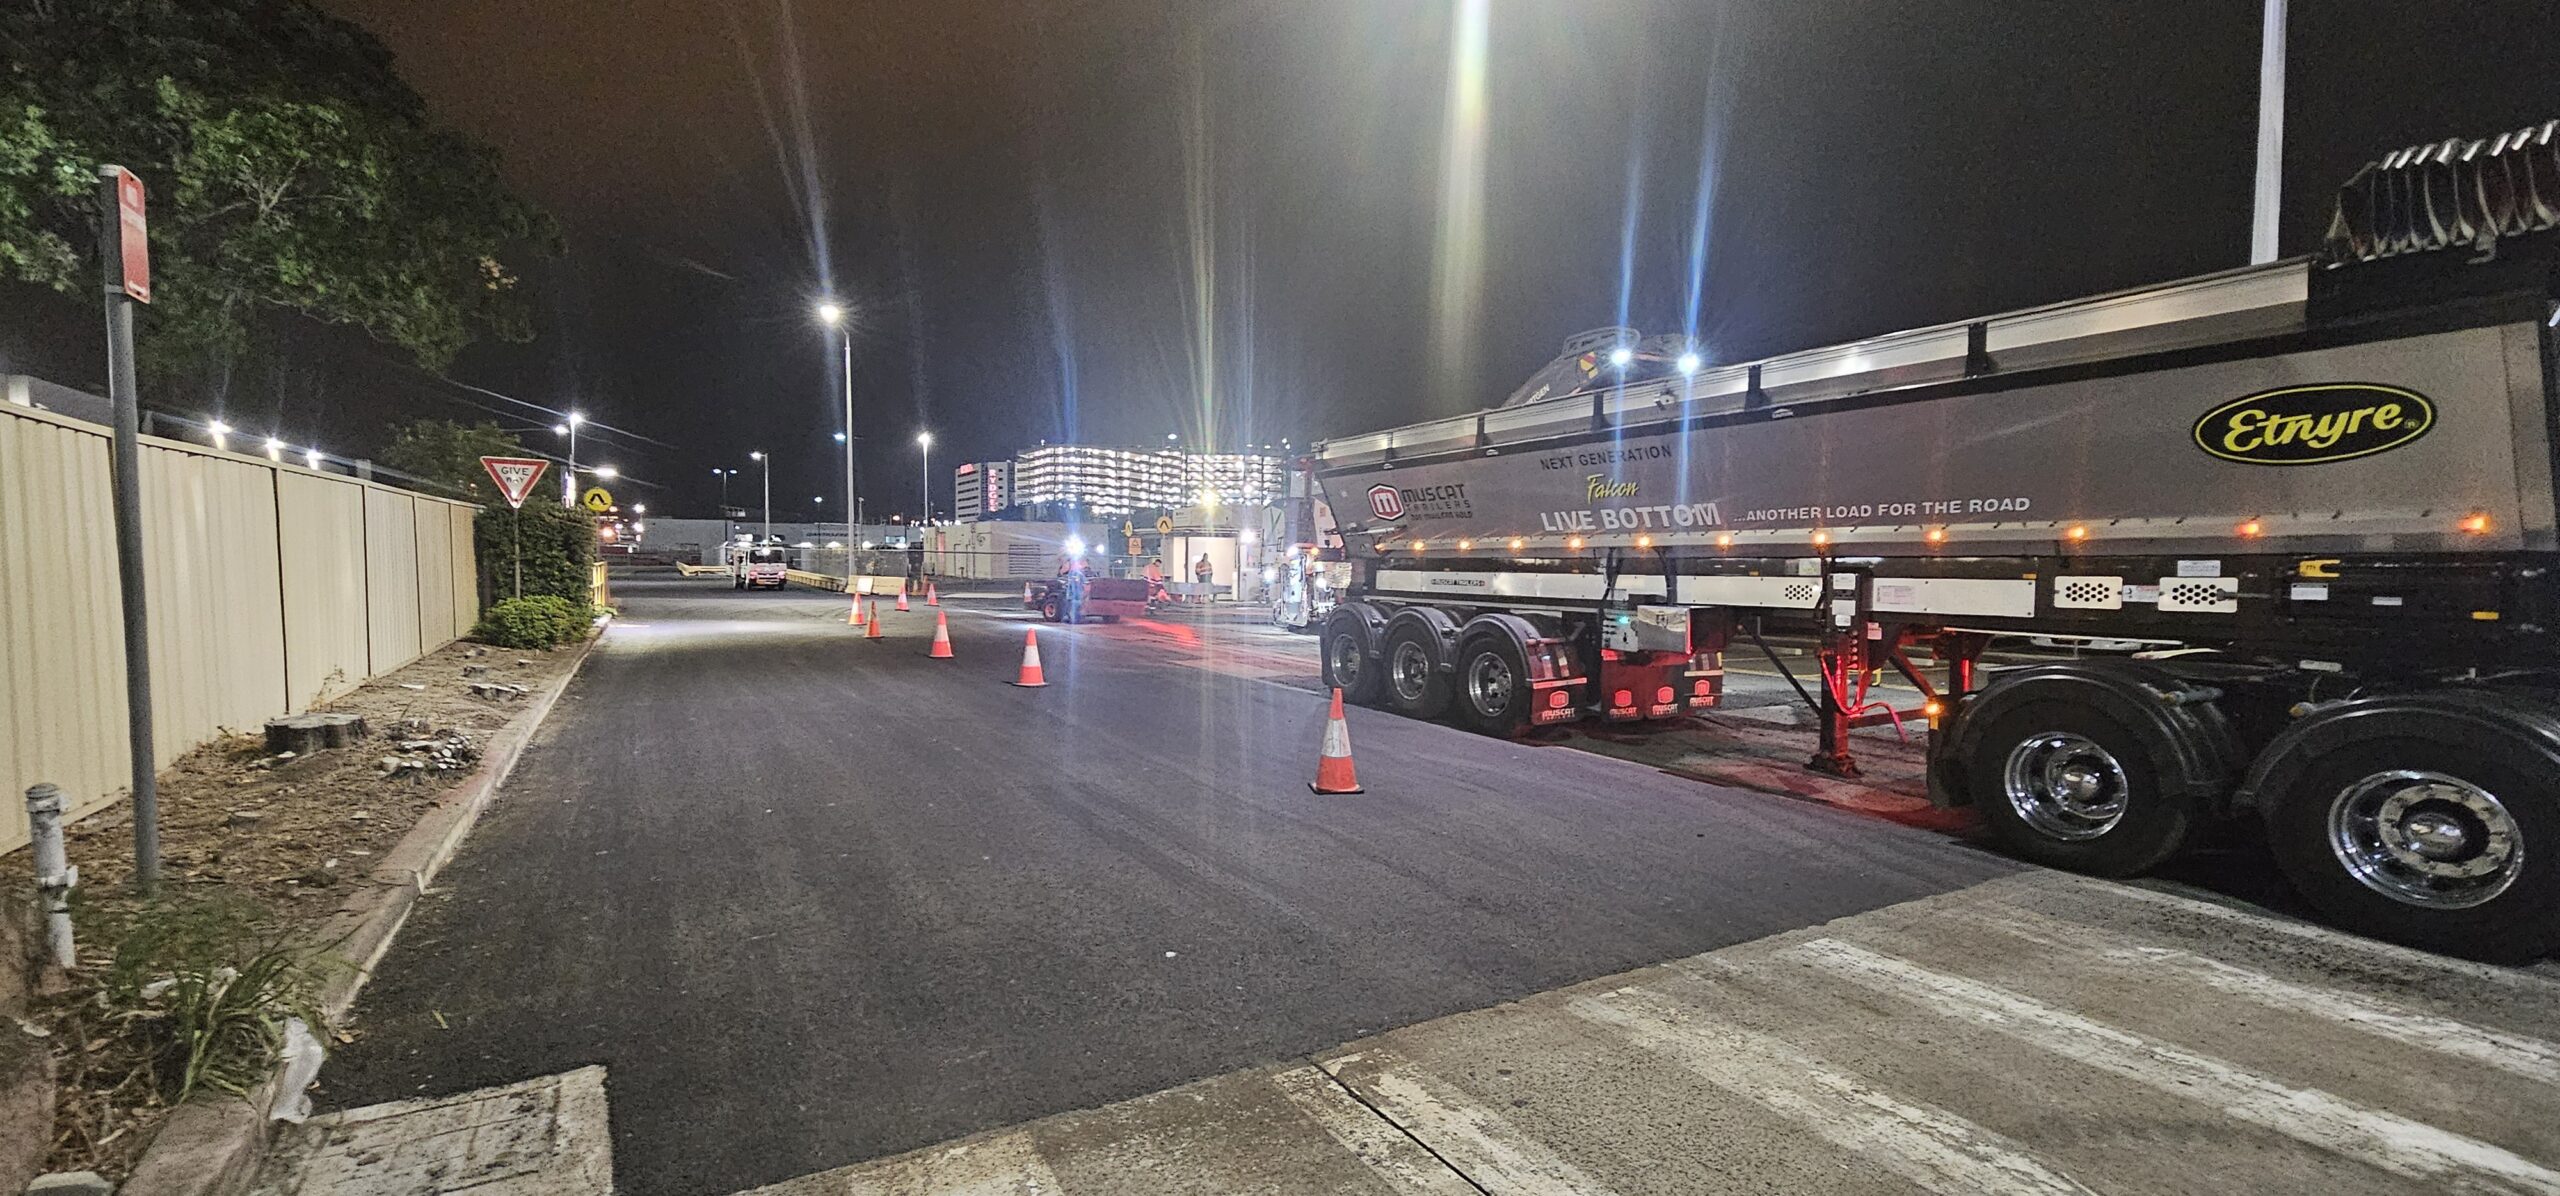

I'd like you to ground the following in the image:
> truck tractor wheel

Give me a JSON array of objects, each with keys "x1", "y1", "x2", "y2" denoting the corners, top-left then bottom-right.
[
  {"x1": 1451, "y1": 634, "x2": 1532, "y2": 737},
  {"x1": 1321, "y1": 611, "x2": 1382, "y2": 706},
  {"x1": 1381, "y1": 622, "x2": 1453, "y2": 720},
  {"x1": 1968, "y1": 700, "x2": 2194, "y2": 876},
  {"x1": 2264, "y1": 737, "x2": 2560, "y2": 962}
]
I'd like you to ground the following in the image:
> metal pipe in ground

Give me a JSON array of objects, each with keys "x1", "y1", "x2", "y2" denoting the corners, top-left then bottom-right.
[{"x1": 24, "y1": 784, "x2": 77, "y2": 970}]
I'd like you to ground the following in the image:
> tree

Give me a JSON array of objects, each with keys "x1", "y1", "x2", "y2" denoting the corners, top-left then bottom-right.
[
  {"x1": 0, "y1": 0, "x2": 557, "y2": 398},
  {"x1": 379, "y1": 418, "x2": 593, "y2": 605}
]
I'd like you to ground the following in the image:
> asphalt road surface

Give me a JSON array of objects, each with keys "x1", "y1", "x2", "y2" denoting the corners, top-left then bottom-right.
[{"x1": 321, "y1": 575, "x2": 2019, "y2": 1196}]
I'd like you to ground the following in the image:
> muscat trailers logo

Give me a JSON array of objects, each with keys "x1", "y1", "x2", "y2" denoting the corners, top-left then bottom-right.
[{"x1": 1368, "y1": 484, "x2": 1405, "y2": 520}]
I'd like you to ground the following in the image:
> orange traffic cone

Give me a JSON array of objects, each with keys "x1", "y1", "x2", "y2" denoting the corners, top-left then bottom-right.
[
  {"x1": 895, "y1": 582, "x2": 910, "y2": 612},
  {"x1": 847, "y1": 593, "x2": 864, "y2": 626},
  {"x1": 1309, "y1": 688, "x2": 1363, "y2": 794},
  {"x1": 926, "y1": 581, "x2": 940, "y2": 607},
  {"x1": 928, "y1": 609, "x2": 955, "y2": 659},
  {"x1": 865, "y1": 597, "x2": 886, "y2": 640},
  {"x1": 1010, "y1": 629, "x2": 1047, "y2": 687}
]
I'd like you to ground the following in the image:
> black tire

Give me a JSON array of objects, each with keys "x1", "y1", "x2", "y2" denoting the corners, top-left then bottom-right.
[
  {"x1": 1101, "y1": 614, "x2": 1121, "y2": 624},
  {"x1": 1041, "y1": 595, "x2": 1063, "y2": 622},
  {"x1": 1450, "y1": 634, "x2": 1532, "y2": 737},
  {"x1": 1380, "y1": 622, "x2": 1453, "y2": 720},
  {"x1": 1320, "y1": 612, "x2": 1382, "y2": 706},
  {"x1": 2264, "y1": 736, "x2": 2560, "y2": 963},
  {"x1": 1968, "y1": 700, "x2": 2194, "y2": 876}
]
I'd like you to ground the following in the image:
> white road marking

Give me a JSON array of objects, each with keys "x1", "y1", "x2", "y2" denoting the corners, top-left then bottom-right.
[
  {"x1": 1790, "y1": 937, "x2": 2560, "y2": 1195},
  {"x1": 1268, "y1": 1066, "x2": 1484, "y2": 1196},
  {"x1": 2098, "y1": 880, "x2": 2560, "y2": 992},
  {"x1": 1320, "y1": 1049, "x2": 1620, "y2": 1196},
  {"x1": 1567, "y1": 987, "x2": 2096, "y2": 1196},
  {"x1": 1966, "y1": 903, "x2": 2560, "y2": 1085}
]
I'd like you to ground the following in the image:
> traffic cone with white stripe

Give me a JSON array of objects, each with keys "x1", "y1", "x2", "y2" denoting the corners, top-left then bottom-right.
[
  {"x1": 1309, "y1": 688, "x2": 1363, "y2": 794},
  {"x1": 1023, "y1": 582, "x2": 1035, "y2": 604},
  {"x1": 928, "y1": 609, "x2": 955, "y2": 658},
  {"x1": 865, "y1": 597, "x2": 886, "y2": 640},
  {"x1": 895, "y1": 582, "x2": 910, "y2": 612},
  {"x1": 1010, "y1": 629, "x2": 1047, "y2": 687},
  {"x1": 926, "y1": 581, "x2": 940, "y2": 607},
  {"x1": 847, "y1": 593, "x2": 864, "y2": 626}
]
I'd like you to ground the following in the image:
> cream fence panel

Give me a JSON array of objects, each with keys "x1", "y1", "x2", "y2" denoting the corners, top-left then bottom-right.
[{"x1": 0, "y1": 401, "x2": 480, "y2": 851}]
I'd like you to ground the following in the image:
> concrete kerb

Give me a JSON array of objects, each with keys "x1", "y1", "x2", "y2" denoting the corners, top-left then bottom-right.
[{"x1": 116, "y1": 620, "x2": 609, "y2": 1196}]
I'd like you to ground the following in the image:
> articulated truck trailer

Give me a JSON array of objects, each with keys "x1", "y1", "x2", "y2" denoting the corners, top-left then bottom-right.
[{"x1": 1310, "y1": 123, "x2": 2560, "y2": 961}]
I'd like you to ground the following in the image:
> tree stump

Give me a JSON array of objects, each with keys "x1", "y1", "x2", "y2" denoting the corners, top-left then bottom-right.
[{"x1": 263, "y1": 713, "x2": 369, "y2": 755}]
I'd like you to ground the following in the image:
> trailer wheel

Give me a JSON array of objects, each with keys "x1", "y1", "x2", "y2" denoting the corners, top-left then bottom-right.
[
  {"x1": 1321, "y1": 611, "x2": 1382, "y2": 705},
  {"x1": 1969, "y1": 700, "x2": 2193, "y2": 876},
  {"x1": 2264, "y1": 738, "x2": 2560, "y2": 962},
  {"x1": 1451, "y1": 635, "x2": 1531, "y2": 737},
  {"x1": 1381, "y1": 623, "x2": 1453, "y2": 720}
]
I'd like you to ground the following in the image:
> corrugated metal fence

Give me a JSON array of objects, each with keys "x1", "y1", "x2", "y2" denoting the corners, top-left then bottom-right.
[{"x1": 0, "y1": 401, "x2": 480, "y2": 852}]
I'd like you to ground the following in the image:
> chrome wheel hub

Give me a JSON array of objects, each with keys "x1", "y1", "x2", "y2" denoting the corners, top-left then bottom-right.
[
  {"x1": 2002, "y1": 732, "x2": 2131, "y2": 841},
  {"x1": 1391, "y1": 641, "x2": 1431, "y2": 702},
  {"x1": 1327, "y1": 635, "x2": 1363, "y2": 688},
  {"x1": 1468, "y1": 653, "x2": 1514, "y2": 716},
  {"x1": 2329, "y1": 770, "x2": 2522, "y2": 909}
]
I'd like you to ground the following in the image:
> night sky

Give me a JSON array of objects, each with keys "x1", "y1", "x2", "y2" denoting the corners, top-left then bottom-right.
[{"x1": 14, "y1": 2, "x2": 2560, "y2": 517}]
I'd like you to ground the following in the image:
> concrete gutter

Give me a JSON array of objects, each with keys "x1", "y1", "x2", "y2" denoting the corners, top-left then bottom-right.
[{"x1": 117, "y1": 623, "x2": 608, "y2": 1196}]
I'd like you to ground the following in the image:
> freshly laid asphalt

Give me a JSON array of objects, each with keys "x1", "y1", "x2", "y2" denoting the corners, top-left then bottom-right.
[{"x1": 322, "y1": 573, "x2": 2018, "y2": 1196}]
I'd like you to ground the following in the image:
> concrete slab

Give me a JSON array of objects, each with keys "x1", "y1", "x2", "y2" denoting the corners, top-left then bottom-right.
[
  {"x1": 248, "y1": 1066, "x2": 611, "y2": 1196},
  {"x1": 732, "y1": 1064, "x2": 1472, "y2": 1196}
]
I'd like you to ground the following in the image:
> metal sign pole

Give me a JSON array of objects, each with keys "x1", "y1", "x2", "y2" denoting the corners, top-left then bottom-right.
[{"x1": 98, "y1": 165, "x2": 158, "y2": 889}]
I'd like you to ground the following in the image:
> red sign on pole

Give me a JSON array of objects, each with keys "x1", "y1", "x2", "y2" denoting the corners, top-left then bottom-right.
[
  {"x1": 108, "y1": 167, "x2": 149, "y2": 304},
  {"x1": 479, "y1": 456, "x2": 551, "y2": 510}
]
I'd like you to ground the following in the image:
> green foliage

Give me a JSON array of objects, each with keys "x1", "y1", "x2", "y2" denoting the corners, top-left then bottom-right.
[
  {"x1": 378, "y1": 419, "x2": 597, "y2": 605},
  {"x1": 0, "y1": 0, "x2": 557, "y2": 396},
  {"x1": 378, "y1": 418, "x2": 525, "y2": 503},
  {"x1": 94, "y1": 895, "x2": 332, "y2": 1103},
  {"x1": 471, "y1": 594, "x2": 594, "y2": 649}
]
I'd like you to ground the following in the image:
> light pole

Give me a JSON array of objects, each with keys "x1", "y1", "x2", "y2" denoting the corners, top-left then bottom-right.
[
  {"x1": 748, "y1": 451, "x2": 772, "y2": 541},
  {"x1": 712, "y1": 467, "x2": 737, "y2": 517},
  {"x1": 818, "y1": 301, "x2": 856, "y2": 573},
  {"x1": 916, "y1": 430, "x2": 933, "y2": 526},
  {"x1": 555, "y1": 411, "x2": 585, "y2": 507}
]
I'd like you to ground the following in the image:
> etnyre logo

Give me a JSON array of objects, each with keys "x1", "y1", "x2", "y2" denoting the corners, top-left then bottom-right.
[
  {"x1": 1368, "y1": 484, "x2": 1404, "y2": 520},
  {"x1": 2194, "y1": 384, "x2": 2434, "y2": 465}
]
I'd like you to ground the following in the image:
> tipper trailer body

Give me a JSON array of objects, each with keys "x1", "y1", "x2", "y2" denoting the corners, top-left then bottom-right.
[{"x1": 1309, "y1": 124, "x2": 2560, "y2": 960}]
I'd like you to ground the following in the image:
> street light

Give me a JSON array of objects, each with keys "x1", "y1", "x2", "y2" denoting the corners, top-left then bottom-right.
[
  {"x1": 711, "y1": 467, "x2": 738, "y2": 516},
  {"x1": 593, "y1": 465, "x2": 618, "y2": 480},
  {"x1": 556, "y1": 411, "x2": 585, "y2": 507},
  {"x1": 633, "y1": 504, "x2": 646, "y2": 515},
  {"x1": 817, "y1": 299, "x2": 859, "y2": 563},
  {"x1": 747, "y1": 450, "x2": 772, "y2": 541},
  {"x1": 916, "y1": 430, "x2": 933, "y2": 531}
]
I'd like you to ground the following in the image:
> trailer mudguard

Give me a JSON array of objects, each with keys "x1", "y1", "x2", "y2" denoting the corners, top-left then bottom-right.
[
  {"x1": 2233, "y1": 687, "x2": 2560, "y2": 816},
  {"x1": 1943, "y1": 661, "x2": 2243, "y2": 811}
]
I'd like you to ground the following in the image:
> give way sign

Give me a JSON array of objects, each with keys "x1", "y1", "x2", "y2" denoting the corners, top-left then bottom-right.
[{"x1": 479, "y1": 456, "x2": 551, "y2": 510}]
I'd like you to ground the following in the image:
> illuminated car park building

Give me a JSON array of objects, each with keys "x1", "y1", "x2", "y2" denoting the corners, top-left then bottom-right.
[{"x1": 991, "y1": 444, "x2": 1286, "y2": 519}]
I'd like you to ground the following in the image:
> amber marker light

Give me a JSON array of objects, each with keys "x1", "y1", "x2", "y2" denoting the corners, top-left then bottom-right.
[
  {"x1": 1715, "y1": 533, "x2": 1734, "y2": 550},
  {"x1": 2066, "y1": 525, "x2": 2089, "y2": 542},
  {"x1": 1566, "y1": 535, "x2": 1585, "y2": 550},
  {"x1": 2237, "y1": 519, "x2": 2264, "y2": 538},
  {"x1": 1925, "y1": 527, "x2": 1947, "y2": 544},
  {"x1": 2460, "y1": 512, "x2": 2492, "y2": 535}
]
